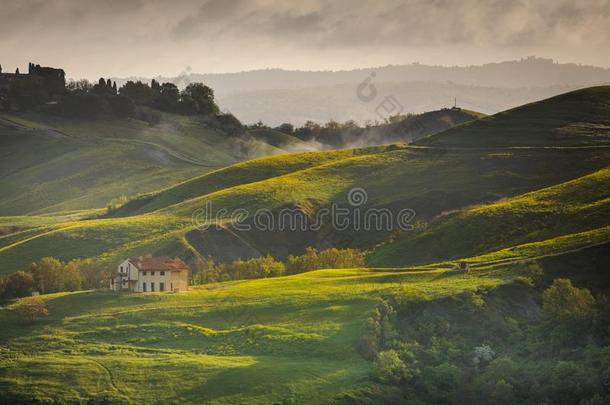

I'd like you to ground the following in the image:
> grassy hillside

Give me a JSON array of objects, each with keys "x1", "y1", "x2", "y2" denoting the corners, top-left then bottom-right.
[
  {"x1": 1, "y1": 144, "x2": 607, "y2": 273},
  {"x1": 1, "y1": 87, "x2": 610, "y2": 404},
  {"x1": 0, "y1": 259, "x2": 523, "y2": 404},
  {"x1": 247, "y1": 127, "x2": 312, "y2": 149},
  {"x1": 0, "y1": 112, "x2": 283, "y2": 215},
  {"x1": 368, "y1": 167, "x2": 610, "y2": 266},
  {"x1": 1, "y1": 230, "x2": 607, "y2": 403},
  {"x1": 110, "y1": 147, "x2": 389, "y2": 217},
  {"x1": 416, "y1": 86, "x2": 610, "y2": 147}
]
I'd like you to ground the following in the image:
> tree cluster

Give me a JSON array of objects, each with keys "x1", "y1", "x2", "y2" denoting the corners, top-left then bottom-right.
[
  {"x1": 0, "y1": 257, "x2": 110, "y2": 300},
  {"x1": 272, "y1": 114, "x2": 417, "y2": 148},
  {"x1": 1, "y1": 67, "x2": 245, "y2": 135},
  {"x1": 352, "y1": 277, "x2": 610, "y2": 404},
  {"x1": 191, "y1": 247, "x2": 365, "y2": 284}
]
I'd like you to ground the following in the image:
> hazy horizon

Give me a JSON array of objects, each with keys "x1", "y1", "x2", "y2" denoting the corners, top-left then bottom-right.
[{"x1": 2, "y1": 0, "x2": 610, "y2": 79}]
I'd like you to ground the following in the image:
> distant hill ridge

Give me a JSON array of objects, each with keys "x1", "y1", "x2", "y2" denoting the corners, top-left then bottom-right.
[
  {"x1": 111, "y1": 57, "x2": 610, "y2": 125},
  {"x1": 113, "y1": 57, "x2": 610, "y2": 95}
]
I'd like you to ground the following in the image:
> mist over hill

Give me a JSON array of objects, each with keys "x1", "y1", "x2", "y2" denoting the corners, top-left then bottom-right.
[{"x1": 112, "y1": 57, "x2": 610, "y2": 125}]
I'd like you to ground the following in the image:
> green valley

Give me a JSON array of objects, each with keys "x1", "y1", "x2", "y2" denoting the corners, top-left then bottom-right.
[{"x1": 1, "y1": 81, "x2": 610, "y2": 403}]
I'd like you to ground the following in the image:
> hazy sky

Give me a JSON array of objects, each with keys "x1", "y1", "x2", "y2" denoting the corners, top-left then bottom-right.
[{"x1": 1, "y1": 0, "x2": 609, "y2": 79}]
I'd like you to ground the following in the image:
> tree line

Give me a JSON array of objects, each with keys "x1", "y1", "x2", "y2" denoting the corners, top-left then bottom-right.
[
  {"x1": 0, "y1": 68, "x2": 245, "y2": 135},
  {"x1": 0, "y1": 257, "x2": 110, "y2": 300},
  {"x1": 256, "y1": 112, "x2": 425, "y2": 148},
  {"x1": 0, "y1": 247, "x2": 364, "y2": 300},
  {"x1": 192, "y1": 247, "x2": 365, "y2": 284}
]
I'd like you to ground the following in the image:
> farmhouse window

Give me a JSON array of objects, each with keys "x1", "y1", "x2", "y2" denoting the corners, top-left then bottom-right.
[{"x1": 160, "y1": 271, "x2": 165, "y2": 276}]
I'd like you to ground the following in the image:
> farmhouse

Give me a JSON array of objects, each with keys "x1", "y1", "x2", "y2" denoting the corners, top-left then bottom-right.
[
  {"x1": 110, "y1": 256, "x2": 189, "y2": 293},
  {"x1": 456, "y1": 261, "x2": 470, "y2": 271}
]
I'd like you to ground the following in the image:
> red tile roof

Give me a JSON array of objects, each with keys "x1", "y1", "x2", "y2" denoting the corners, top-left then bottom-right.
[{"x1": 128, "y1": 256, "x2": 189, "y2": 272}]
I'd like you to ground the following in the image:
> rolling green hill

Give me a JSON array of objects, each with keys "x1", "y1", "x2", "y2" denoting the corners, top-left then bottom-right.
[
  {"x1": 0, "y1": 257, "x2": 530, "y2": 403},
  {"x1": 1, "y1": 87, "x2": 610, "y2": 404},
  {"x1": 416, "y1": 86, "x2": 610, "y2": 147},
  {"x1": 1, "y1": 87, "x2": 610, "y2": 272},
  {"x1": 247, "y1": 127, "x2": 312, "y2": 149},
  {"x1": 0, "y1": 111, "x2": 284, "y2": 216},
  {"x1": 368, "y1": 167, "x2": 610, "y2": 267},
  {"x1": 0, "y1": 107, "x2": 482, "y2": 217}
]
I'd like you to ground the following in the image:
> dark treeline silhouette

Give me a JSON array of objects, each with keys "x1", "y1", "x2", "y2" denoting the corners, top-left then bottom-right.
[
  {"x1": 253, "y1": 107, "x2": 477, "y2": 148},
  {"x1": 0, "y1": 62, "x2": 244, "y2": 135}
]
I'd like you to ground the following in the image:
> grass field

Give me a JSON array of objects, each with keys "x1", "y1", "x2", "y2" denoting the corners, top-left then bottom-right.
[
  {"x1": 416, "y1": 86, "x2": 610, "y2": 147},
  {"x1": 1, "y1": 87, "x2": 610, "y2": 403},
  {"x1": 0, "y1": 259, "x2": 519, "y2": 404},
  {"x1": 368, "y1": 167, "x2": 610, "y2": 266},
  {"x1": 1, "y1": 88, "x2": 610, "y2": 272},
  {"x1": 0, "y1": 111, "x2": 285, "y2": 215}
]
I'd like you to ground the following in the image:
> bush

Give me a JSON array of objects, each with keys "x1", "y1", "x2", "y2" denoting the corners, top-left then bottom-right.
[
  {"x1": 374, "y1": 350, "x2": 407, "y2": 384},
  {"x1": 543, "y1": 278, "x2": 595, "y2": 322},
  {"x1": 14, "y1": 296, "x2": 49, "y2": 322},
  {"x1": 107, "y1": 195, "x2": 129, "y2": 212}
]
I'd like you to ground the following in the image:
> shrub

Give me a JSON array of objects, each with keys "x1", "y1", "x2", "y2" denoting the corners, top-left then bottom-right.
[
  {"x1": 374, "y1": 350, "x2": 407, "y2": 384},
  {"x1": 14, "y1": 296, "x2": 49, "y2": 322},
  {"x1": 543, "y1": 279, "x2": 595, "y2": 322},
  {"x1": 107, "y1": 195, "x2": 129, "y2": 212}
]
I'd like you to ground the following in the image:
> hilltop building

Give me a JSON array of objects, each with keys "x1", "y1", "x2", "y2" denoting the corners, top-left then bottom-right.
[
  {"x1": 110, "y1": 256, "x2": 190, "y2": 293},
  {"x1": 0, "y1": 62, "x2": 65, "y2": 94}
]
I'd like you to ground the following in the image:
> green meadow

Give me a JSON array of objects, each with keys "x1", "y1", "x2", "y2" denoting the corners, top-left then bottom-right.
[
  {"x1": 0, "y1": 262, "x2": 516, "y2": 404},
  {"x1": 1, "y1": 87, "x2": 610, "y2": 403}
]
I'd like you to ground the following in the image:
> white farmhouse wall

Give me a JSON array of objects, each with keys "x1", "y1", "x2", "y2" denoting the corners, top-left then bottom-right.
[{"x1": 137, "y1": 270, "x2": 171, "y2": 292}]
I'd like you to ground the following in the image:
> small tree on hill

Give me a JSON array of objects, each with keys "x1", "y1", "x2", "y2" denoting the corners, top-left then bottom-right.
[
  {"x1": 543, "y1": 278, "x2": 595, "y2": 322},
  {"x1": 183, "y1": 83, "x2": 219, "y2": 116}
]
